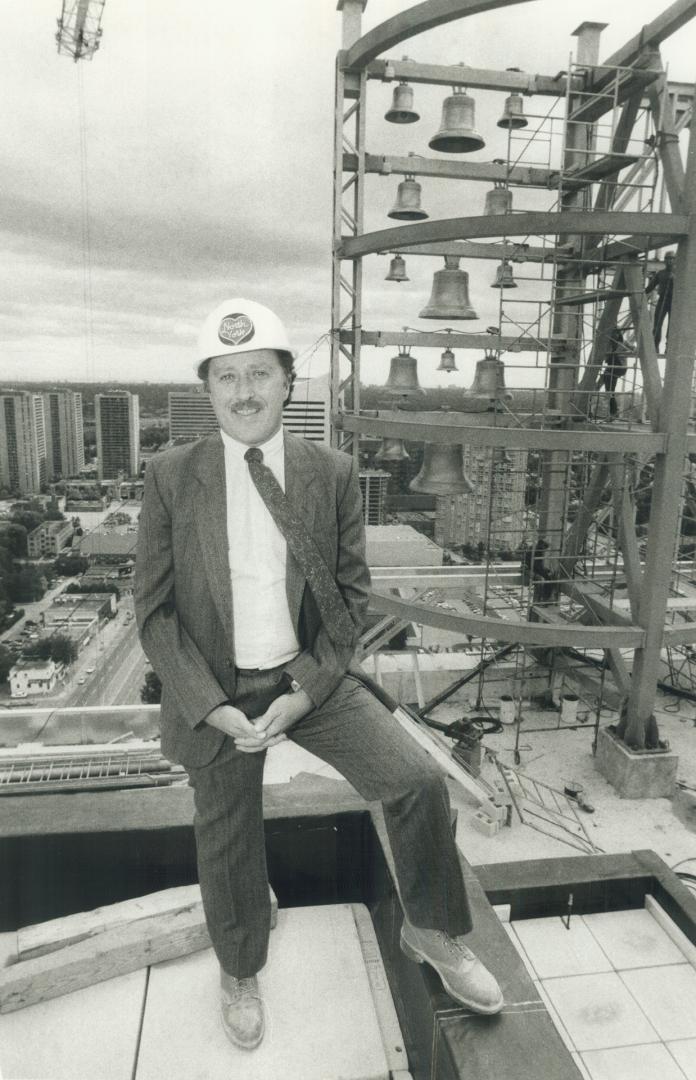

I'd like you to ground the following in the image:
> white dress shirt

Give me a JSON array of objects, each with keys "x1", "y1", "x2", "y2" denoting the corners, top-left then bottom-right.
[{"x1": 221, "y1": 427, "x2": 300, "y2": 669}]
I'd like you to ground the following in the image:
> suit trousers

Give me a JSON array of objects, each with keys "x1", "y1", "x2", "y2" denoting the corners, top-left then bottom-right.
[{"x1": 186, "y1": 667, "x2": 472, "y2": 977}]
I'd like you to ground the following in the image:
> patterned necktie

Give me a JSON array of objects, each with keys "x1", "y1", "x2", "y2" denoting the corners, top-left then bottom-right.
[{"x1": 244, "y1": 446, "x2": 355, "y2": 646}]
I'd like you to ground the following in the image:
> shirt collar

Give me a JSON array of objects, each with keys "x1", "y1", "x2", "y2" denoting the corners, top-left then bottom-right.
[{"x1": 220, "y1": 425, "x2": 285, "y2": 463}]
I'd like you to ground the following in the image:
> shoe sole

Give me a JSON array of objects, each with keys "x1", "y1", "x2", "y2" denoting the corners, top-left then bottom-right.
[{"x1": 400, "y1": 934, "x2": 504, "y2": 1015}]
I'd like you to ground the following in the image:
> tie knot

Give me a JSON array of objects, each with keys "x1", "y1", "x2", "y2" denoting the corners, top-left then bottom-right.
[{"x1": 244, "y1": 447, "x2": 263, "y2": 465}]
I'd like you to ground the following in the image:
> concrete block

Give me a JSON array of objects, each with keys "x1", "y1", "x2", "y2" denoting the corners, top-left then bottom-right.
[
  {"x1": 470, "y1": 810, "x2": 502, "y2": 837},
  {"x1": 594, "y1": 726, "x2": 678, "y2": 799}
]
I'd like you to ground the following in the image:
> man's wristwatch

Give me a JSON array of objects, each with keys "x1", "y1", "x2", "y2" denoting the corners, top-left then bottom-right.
[{"x1": 288, "y1": 678, "x2": 302, "y2": 693}]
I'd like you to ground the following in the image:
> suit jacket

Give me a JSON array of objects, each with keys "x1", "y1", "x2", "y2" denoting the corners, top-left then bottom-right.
[{"x1": 134, "y1": 430, "x2": 370, "y2": 768}]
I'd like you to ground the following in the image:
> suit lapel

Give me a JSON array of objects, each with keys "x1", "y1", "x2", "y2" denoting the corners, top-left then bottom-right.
[{"x1": 192, "y1": 433, "x2": 235, "y2": 650}]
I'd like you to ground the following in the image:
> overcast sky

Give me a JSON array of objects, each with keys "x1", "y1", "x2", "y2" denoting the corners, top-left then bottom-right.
[{"x1": 2, "y1": 0, "x2": 694, "y2": 388}]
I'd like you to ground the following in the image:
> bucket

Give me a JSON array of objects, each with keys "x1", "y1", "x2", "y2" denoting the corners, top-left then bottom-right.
[
  {"x1": 560, "y1": 693, "x2": 579, "y2": 726},
  {"x1": 499, "y1": 694, "x2": 515, "y2": 725}
]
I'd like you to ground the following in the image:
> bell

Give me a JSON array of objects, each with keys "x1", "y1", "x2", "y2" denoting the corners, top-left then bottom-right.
[
  {"x1": 419, "y1": 256, "x2": 478, "y2": 320},
  {"x1": 375, "y1": 438, "x2": 410, "y2": 462},
  {"x1": 464, "y1": 353, "x2": 512, "y2": 405},
  {"x1": 437, "y1": 347, "x2": 458, "y2": 372},
  {"x1": 410, "y1": 443, "x2": 475, "y2": 495},
  {"x1": 484, "y1": 183, "x2": 513, "y2": 215},
  {"x1": 388, "y1": 176, "x2": 428, "y2": 220},
  {"x1": 383, "y1": 349, "x2": 421, "y2": 396},
  {"x1": 385, "y1": 254, "x2": 409, "y2": 282},
  {"x1": 429, "y1": 88, "x2": 485, "y2": 154},
  {"x1": 491, "y1": 261, "x2": 517, "y2": 289},
  {"x1": 498, "y1": 91, "x2": 528, "y2": 129},
  {"x1": 385, "y1": 82, "x2": 419, "y2": 124}
]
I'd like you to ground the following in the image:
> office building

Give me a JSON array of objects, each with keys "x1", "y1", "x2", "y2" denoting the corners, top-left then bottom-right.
[
  {"x1": 168, "y1": 375, "x2": 330, "y2": 445},
  {"x1": 42, "y1": 390, "x2": 84, "y2": 479},
  {"x1": 0, "y1": 390, "x2": 47, "y2": 495},
  {"x1": 95, "y1": 391, "x2": 140, "y2": 480},
  {"x1": 435, "y1": 447, "x2": 528, "y2": 555},
  {"x1": 27, "y1": 519, "x2": 73, "y2": 559}
]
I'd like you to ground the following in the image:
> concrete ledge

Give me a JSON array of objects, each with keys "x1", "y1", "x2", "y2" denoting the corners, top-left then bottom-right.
[{"x1": 594, "y1": 726, "x2": 678, "y2": 799}]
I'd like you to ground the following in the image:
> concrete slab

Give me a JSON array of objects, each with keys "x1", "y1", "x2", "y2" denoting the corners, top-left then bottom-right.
[
  {"x1": 0, "y1": 969, "x2": 145, "y2": 1080},
  {"x1": 135, "y1": 904, "x2": 389, "y2": 1080}
]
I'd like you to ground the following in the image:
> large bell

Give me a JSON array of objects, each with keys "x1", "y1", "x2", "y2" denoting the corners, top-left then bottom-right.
[
  {"x1": 491, "y1": 261, "x2": 517, "y2": 289},
  {"x1": 429, "y1": 88, "x2": 485, "y2": 154},
  {"x1": 385, "y1": 82, "x2": 419, "y2": 124},
  {"x1": 498, "y1": 91, "x2": 528, "y2": 129},
  {"x1": 464, "y1": 353, "x2": 512, "y2": 405},
  {"x1": 383, "y1": 349, "x2": 422, "y2": 396},
  {"x1": 410, "y1": 443, "x2": 475, "y2": 495},
  {"x1": 388, "y1": 176, "x2": 428, "y2": 220},
  {"x1": 385, "y1": 254, "x2": 409, "y2": 282},
  {"x1": 484, "y1": 183, "x2": 513, "y2": 215},
  {"x1": 419, "y1": 256, "x2": 478, "y2": 320},
  {"x1": 437, "y1": 347, "x2": 458, "y2": 372},
  {"x1": 375, "y1": 438, "x2": 410, "y2": 462}
]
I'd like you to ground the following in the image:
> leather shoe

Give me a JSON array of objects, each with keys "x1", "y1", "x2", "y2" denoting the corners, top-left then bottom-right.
[
  {"x1": 220, "y1": 973, "x2": 265, "y2": 1049},
  {"x1": 400, "y1": 921, "x2": 503, "y2": 1014}
]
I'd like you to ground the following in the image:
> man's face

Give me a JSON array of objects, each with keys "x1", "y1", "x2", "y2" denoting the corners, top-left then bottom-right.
[{"x1": 207, "y1": 349, "x2": 289, "y2": 446}]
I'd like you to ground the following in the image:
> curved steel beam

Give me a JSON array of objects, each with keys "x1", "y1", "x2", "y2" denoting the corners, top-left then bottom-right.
[
  {"x1": 370, "y1": 592, "x2": 645, "y2": 647},
  {"x1": 339, "y1": 211, "x2": 688, "y2": 259},
  {"x1": 342, "y1": 0, "x2": 535, "y2": 71}
]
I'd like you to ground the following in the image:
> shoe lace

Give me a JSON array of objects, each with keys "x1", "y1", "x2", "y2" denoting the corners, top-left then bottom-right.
[
  {"x1": 226, "y1": 977, "x2": 259, "y2": 1002},
  {"x1": 436, "y1": 932, "x2": 475, "y2": 962}
]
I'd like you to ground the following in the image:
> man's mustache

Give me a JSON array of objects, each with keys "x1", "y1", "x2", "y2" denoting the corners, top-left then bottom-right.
[{"x1": 229, "y1": 400, "x2": 264, "y2": 412}]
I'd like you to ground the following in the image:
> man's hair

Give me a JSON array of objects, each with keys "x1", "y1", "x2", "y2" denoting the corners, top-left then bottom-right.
[
  {"x1": 199, "y1": 350, "x2": 296, "y2": 405},
  {"x1": 665, "y1": 251, "x2": 676, "y2": 260}
]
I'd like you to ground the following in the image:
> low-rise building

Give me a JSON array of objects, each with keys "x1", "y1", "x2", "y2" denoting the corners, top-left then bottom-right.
[
  {"x1": 365, "y1": 524, "x2": 443, "y2": 567},
  {"x1": 9, "y1": 658, "x2": 62, "y2": 698},
  {"x1": 27, "y1": 519, "x2": 73, "y2": 559},
  {"x1": 76, "y1": 526, "x2": 138, "y2": 562},
  {"x1": 44, "y1": 592, "x2": 116, "y2": 633}
]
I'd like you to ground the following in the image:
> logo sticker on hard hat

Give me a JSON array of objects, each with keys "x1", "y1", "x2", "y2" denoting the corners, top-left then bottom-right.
[{"x1": 218, "y1": 313, "x2": 255, "y2": 347}]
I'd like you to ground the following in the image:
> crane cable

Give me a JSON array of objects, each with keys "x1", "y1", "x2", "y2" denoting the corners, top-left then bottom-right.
[{"x1": 77, "y1": 61, "x2": 95, "y2": 382}]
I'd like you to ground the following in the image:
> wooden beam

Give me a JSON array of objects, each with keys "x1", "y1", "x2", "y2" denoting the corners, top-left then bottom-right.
[
  {"x1": 16, "y1": 885, "x2": 278, "y2": 963},
  {"x1": 366, "y1": 57, "x2": 567, "y2": 96},
  {"x1": 339, "y1": 211, "x2": 688, "y2": 260},
  {"x1": 341, "y1": 0, "x2": 535, "y2": 71},
  {"x1": 0, "y1": 907, "x2": 211, "y2": 1014}
]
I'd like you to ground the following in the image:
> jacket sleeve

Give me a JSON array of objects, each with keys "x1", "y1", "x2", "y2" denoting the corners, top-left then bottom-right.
[
  {"x1": 284, "y1": 454, "x2": 370, "y2": 707},
  {"x1": 134, "y1": 461, "x2": 229, "y2": 728}
]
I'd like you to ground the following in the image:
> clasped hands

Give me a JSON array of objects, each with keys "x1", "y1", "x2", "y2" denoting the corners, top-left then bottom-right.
[{"x1": 207, "y1": 688, "x2": 313, "y2": 753}]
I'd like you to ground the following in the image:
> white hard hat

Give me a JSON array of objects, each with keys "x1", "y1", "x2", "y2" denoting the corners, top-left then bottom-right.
[{"x1": 196, "y1": 298, "x2": 296, "y2": 374}]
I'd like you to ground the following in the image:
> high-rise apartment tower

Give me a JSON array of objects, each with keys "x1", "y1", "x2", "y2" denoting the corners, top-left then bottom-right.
[{"x1": 95, "y1": 391, "x2": 140, "y2": 480}]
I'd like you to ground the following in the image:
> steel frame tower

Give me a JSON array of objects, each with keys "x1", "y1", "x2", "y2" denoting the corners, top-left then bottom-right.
[{"x1": 332, "y1": 0, "x2": 696, "y2": 750}]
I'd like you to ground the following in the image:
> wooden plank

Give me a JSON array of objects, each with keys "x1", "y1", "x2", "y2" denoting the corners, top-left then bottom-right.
[
  {"x1": 17, "y1": 885, "x2": 279, "y2": 963},
  {"x1": 0, "y1": 907, "x2": 211, "y2": 1014}
]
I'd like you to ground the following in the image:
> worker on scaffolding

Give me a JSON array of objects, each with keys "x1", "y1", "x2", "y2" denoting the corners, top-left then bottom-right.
[
  {"x1": 601, "y1": 326, "x2": 630, "y2": 419},
  {"x1": 646, "y1": 251, "x2": 676, "y2": 353}
]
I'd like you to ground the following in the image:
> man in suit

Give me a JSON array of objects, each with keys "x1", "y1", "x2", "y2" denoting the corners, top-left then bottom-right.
[{"x1": 135, "y1": 298, "x2": 503, "y2": 1051}]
